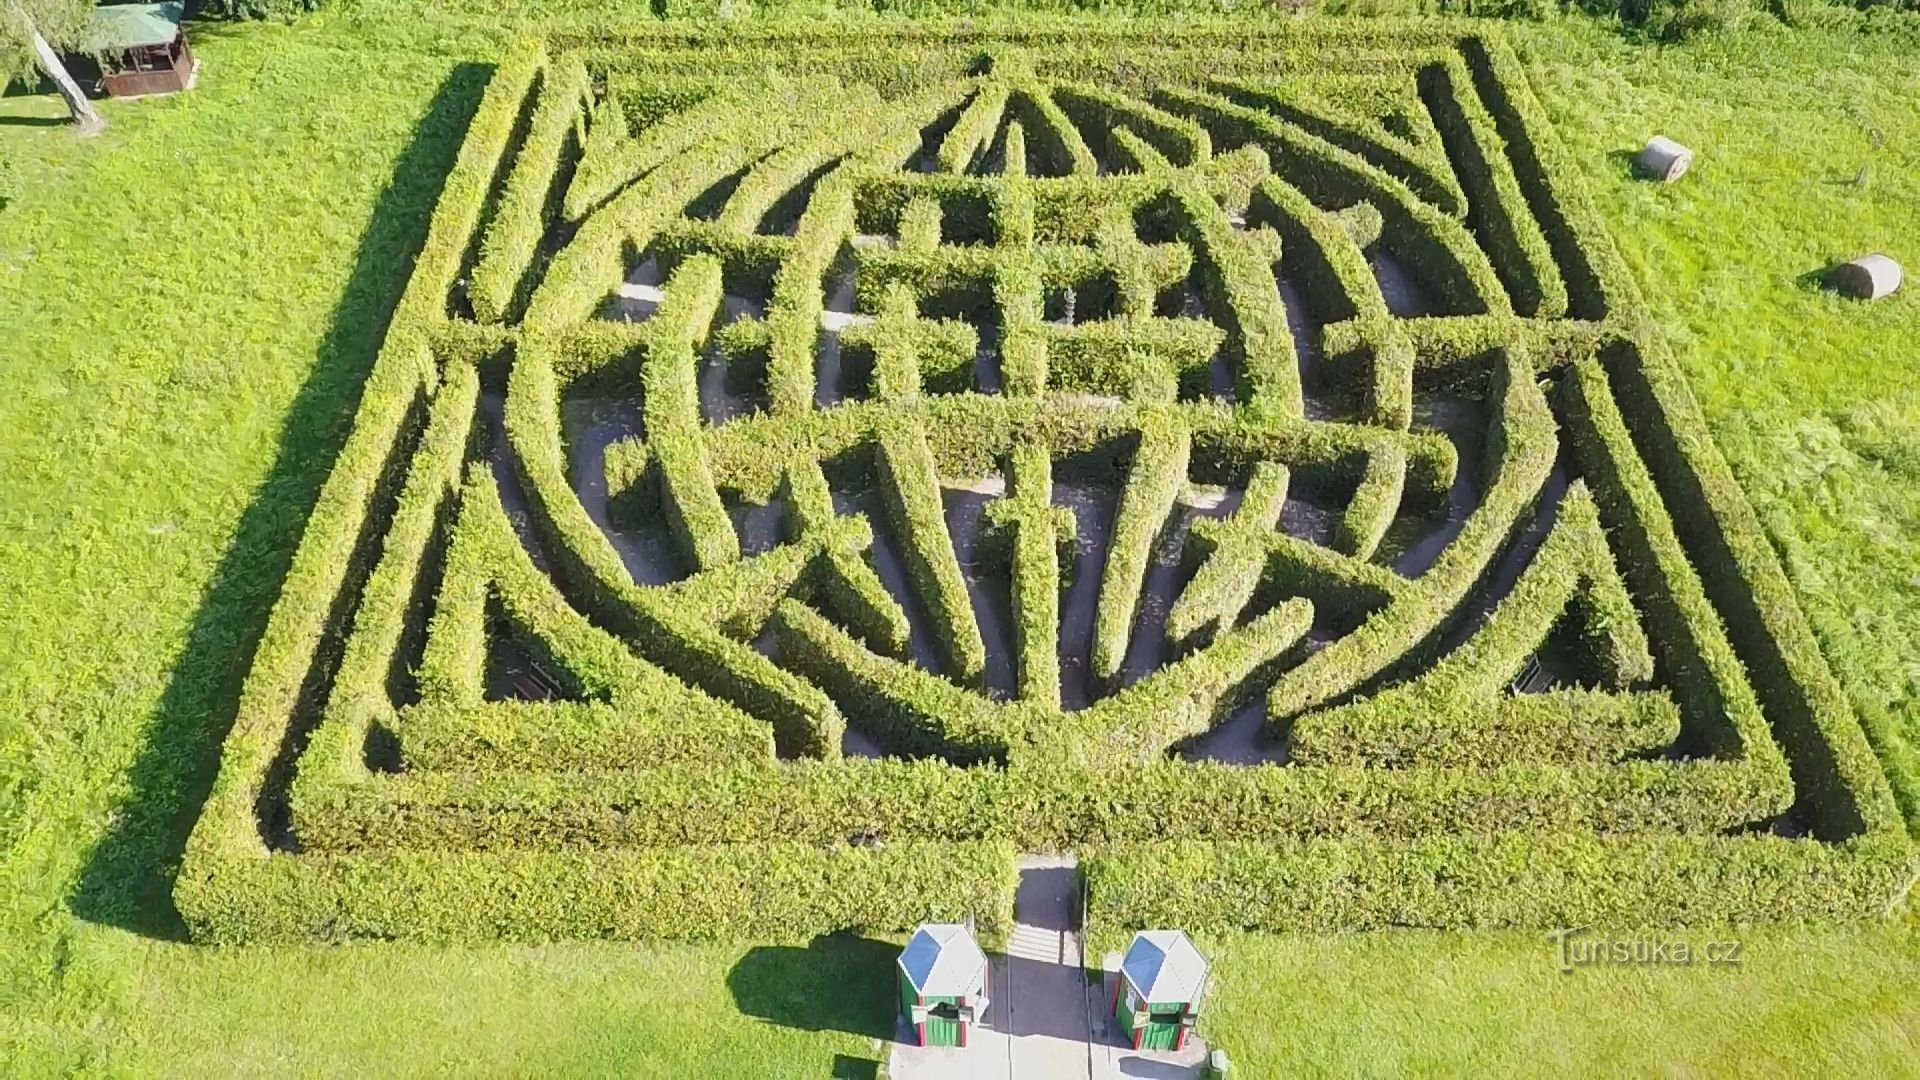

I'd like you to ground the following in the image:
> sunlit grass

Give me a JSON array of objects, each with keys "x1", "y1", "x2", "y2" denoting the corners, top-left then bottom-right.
[
  {"x1": 1202, "y1": 921, "x2": 1920, "y2": 1075},
  {"x1": 1, "y1": 12, "x2": 1914, "y2": 1076},
  {"x1": 1519, "y1": 21, "x2": 1920, "y2": 832}
]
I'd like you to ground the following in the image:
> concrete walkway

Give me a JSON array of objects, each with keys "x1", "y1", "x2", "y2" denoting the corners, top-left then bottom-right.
[{"x1": 890, "y1": 856, "x2": 1210, "y2": 1080}]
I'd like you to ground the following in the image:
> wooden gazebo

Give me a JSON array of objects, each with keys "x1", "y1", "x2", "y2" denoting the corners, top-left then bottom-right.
[{"x1": 89, "y1": 2, "x2": 196, "y2": 99}]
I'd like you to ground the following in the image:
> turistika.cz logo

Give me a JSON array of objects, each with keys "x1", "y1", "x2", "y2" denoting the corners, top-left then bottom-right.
[{"x1": 1545, "y1": 926, "x2": 1744, "y2": 974}]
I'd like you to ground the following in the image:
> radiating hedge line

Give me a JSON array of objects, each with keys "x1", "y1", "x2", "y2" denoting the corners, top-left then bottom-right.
[
  {"x1": 504, "y1": 336, "x2": 845, "y2": 758},
  {"x1": 471, "y1": 57, "x2": 591, "y2": 324},
  {"x1": 786, "y1": 459, "x2": 914, "y2": 656},
  {"x1": 984, "y1": 439, "x2": 1075, "y2": 707},
  {"x1": 291, "y1": 362, "x2": 476, "y2": 808},
  {"x1": 712, "y1": 84, "x2": 878, "y2": 234},
  {"x1": 771, "y1": 599, "x2": 1020, "y2": 762},
  {"x1": 288, "y1": 753, "x2": 1790, "y2": 854},
  {"x1": 876, "y1": 422, "x2": 990, "y2": 685},
  {"x1": 1165, "y1": 174, "x2": 1304, "y2": 416},
  {"x1": 1254, "y1": 530, "x2": 1403, "y2": 620},
  {"x1": 639, "y1": 256, "x2": 740, "y2": 570},
  {"x1": 1166, "y1": 462, "x2": 1288, "y2": 651},
  {"x1": 386, "y1": 474, "x2": 774, "y2": 774},
  {"x1": 525, "y1": 93, "x2": 829, "y2": 331},
  {"x1": 1091, "y1": 416, "x2": 1190, "y2": 683},
  {"x1": 990, "y1": 130, "x2": 1053, "y2": 396},
  {"x1": 1074, "y1": 599, "x2": 1313, "y2": 762},
  {"x1": 1467, "y1": 33, "x2": 1902, "y2": 842},
  {"x1": 654, "y1": 530, "x2": 817, "y2": 636},
  {"x1": 1292, "y1": 484, "x2": 1668, "y2": 768},
  {"x1": 1266, "y1": 350, "x2": 1555, "y2": 722},
  {"x1": 1332, "y1": 443, "x2": 1405, "y2": 561},
  {"x1": 1250, "y1": 175, "x2": 1387, "y2": 327},
  {"x1": 1156, "y1": 85, "x2": 1510, "y2": 320},
  {"x1": 1043, "y1": 316, "x2": 1223, "y2": 403},
  {"x1": 1416, "y1": 55, "x2": 1567, "y2": 320}
]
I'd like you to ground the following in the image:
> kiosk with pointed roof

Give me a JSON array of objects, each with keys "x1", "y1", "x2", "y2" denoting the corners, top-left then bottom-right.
[
  {"x1": 1111, "y1": 929, "x2": 1209, "y2": 1052},
  {"x1": 897, "y1": 923, "x2": 989, "y2": 1048}
]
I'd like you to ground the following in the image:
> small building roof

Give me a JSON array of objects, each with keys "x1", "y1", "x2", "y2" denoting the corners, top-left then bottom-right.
[
  {"x1": 89, "y1": 3, "x2": 185, "y2": 51},
  {"x1": 1121, "y1": 929, "x2": 1209, "y2": 1004},
  {"x1": 897, "y1": 923, "x2": 988, "y2": 997}
]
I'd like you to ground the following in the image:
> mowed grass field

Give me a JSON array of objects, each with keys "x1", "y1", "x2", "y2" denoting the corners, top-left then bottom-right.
[{"x1": 2, "y1": 11, "x2": 1915, "y2": 1074}]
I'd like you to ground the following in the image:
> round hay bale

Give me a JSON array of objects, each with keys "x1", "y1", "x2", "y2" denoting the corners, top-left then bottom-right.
[
  {"x1": 1637, "y1": 136, "x2": 1693, "y2": 183},
  {"x1": 1833, "y1": 254, "x2": 1903, "y2": 301}
]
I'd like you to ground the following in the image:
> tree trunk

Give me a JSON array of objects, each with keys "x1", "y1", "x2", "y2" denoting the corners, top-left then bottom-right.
[{"x1": 27, "y1": 22, "x2": 104, "y2": 135}]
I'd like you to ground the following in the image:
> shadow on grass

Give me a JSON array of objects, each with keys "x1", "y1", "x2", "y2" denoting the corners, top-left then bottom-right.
[
  {"x1": 66, "y1": 61, "x2": 491, "y2": 941},
  {"x1": 1794, "y1": 264, "x2": 1866, "y2": 296},
  {"x1": 829, "y1": 1054, "x2": 881, "y2": 1080},
  {"x1": 728, "y1": 934, "x2": 899, "y2": 1041},
  {"x1": 0, "y1": 113, "x2": 70, "y2": 128}
]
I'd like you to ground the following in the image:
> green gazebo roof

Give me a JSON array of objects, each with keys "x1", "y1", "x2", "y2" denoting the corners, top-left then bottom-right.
[{"x1": 89, "y1": 3, "x2": 185, "y2": 50}]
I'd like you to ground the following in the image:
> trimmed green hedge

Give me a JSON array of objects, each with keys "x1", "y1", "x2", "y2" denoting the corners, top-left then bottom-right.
[
  {"x1": 984, "y1": 439, "x2": 1076, "y2": 707},
  {"x1": 1091, "y1": 416, "x2": 1190, "y2": 683},
  {"x1": 178, "y1": 28, "x2": 1912, "y2": 946},
  {"x1": 1292, "y1": 484, "x2": 1670, "y2": 768},
  {"x1": 179, "y1": 48, "x2": 545, "y2": 907},
  {"x1": 181, "y1": 840, "x2": 1018, "y2": 946},
  {"x1": 876, "y1": 422, "x2": 991, "y2": 685},
  {"x1": 471, "y1": 58, "x2": 591, "y2": 324},
  {"x1": 1086, "y1": 831, "x2": 1914, "y2": 934},
  {"x1": 289, "y1": 753, "x2": 1788, "y2": 854}
]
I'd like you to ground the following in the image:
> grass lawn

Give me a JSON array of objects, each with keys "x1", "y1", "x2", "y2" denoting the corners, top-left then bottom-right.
[
  {"x1": 1201, "y1": 922, "x2": 1919, "y2": 1075},
  {"x1": 1517, "y1": 17, "x2": 1920, "y2": 838},
  {"x1": 1, "y1": 10, "x2": 1914, "y2": 1075}
]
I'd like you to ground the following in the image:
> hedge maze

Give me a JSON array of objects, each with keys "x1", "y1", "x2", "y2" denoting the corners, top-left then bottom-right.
[{"x1": 177, "y1": 26, "x2": 1912, "y2": 943}]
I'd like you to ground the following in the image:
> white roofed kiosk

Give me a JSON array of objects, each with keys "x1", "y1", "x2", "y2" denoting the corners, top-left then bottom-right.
[
  {"x1": 1111, "y1": 929, "x2": 1210, "y2": 1052},
  {"x1": 896, "y1": 923, "x2": 989, "y2": 1048}
]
